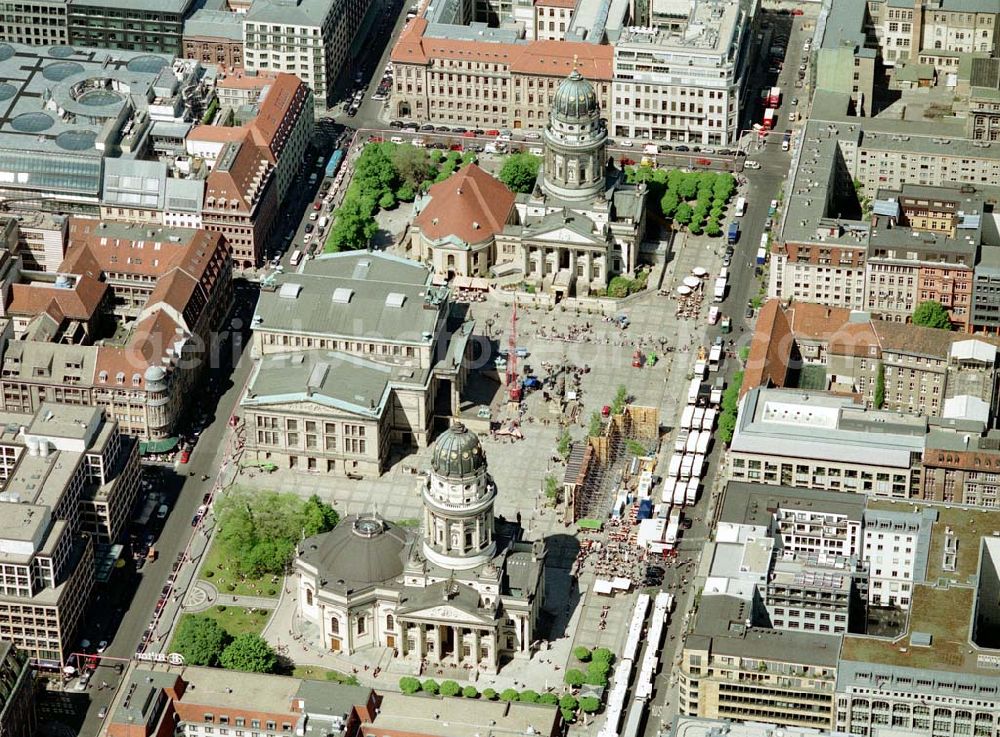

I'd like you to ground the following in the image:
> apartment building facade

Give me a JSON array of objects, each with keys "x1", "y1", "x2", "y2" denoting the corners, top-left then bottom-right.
[
  {"x1": 390, "y1": 19, "x2": 612, "y2": 130},
  {"x1": 201, "y1": 135, "x2": 277, "y2": 270},
  {"x1": 610, "y1": 0, "x2": 756, "y2": 146},
  {"x1": 867, "y1": 0, "x2": 999, "y2": 66},
  {"x1": 678, "y1": 595, "x2": 839, "y2": 729},
  {"x1": 0, "y1": 520, "x2": 90, "y2": 669},
  {"x1": 182, "y1": 9, "x2": 245, "y2": 68},
  {"x1": 0, "y1": 641, "x2": 35, "y2": 737},
  {"x1": 0, "y1": 222, "x2": 232, "y2": 439},
  {"x1": 728, "y1": 388, "x2": 926, "y2": 499},
  {"x1": 243, "y1": 0, "x2": 372, "y2": 106},
  {"x1": 0, "y1": 0, "x2": 68, "y2": 45},
  {"x1": 67, "y1": 0, "x2": 195, "y2": 54}
]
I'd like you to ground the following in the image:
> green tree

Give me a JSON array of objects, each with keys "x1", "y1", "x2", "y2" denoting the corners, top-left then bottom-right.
[
  {"x1": 440, "y1": 680, "x2": 462, "y2": 697},
  {"x1": 874, "y1": 362, "x2": 885, "y2": 409},
  {"x1": 498, "y1": 153, "x2": 541, "y2": 193},
  {"x1": 573, "y1": 646, "x2": 592, "y2": 662},
  {"x1": 544, "y1": 475, "x2": 559, "y2": 503},
  {"x1": 379, "y1": 190, "x2": 397, "y2": 210},
  {"x1": 612, "y1": 385, "x2": 628, "y2": 414},
  {"x1": 585, "y1": 660, "x2": 611, "y2": 686},
  {"x1": 578, "y1": 696, "x2": 601, "y2": 714},
  {"x1": 689, "y1": 221, "x2": 704, "y2": 236},
  {"x1": 539, "y1": 693, "x2": 559, "y2": 705},
  {"x1": 519, "y1": 690, "x2": 540, "y2": 703},
  {"x1": 588, "y1": 411, "x2": 603, "y2": 437},
  {"x1": 301, "y1": 495, "x2": 339, "y2": 536},
  {"x1": 219, "y1": 633, "x2": 278, "y2": 673},
  {"x1": 591, "y1": 647, "x2": 614, "y2": 664},
  {"x1": 678, "y1": 173, "x2": 698, "y2": 200},
  {"x1": 172, "y1": 615, "x2": 230, "y2": 667},
  {"x1": 564, "y1": 669, "x2": 586, "y2": 687},
  {"x1": 560, "y1": 694, "x2": 578, "y2": 710},
  {"x1": 500, "y1": 688, "x2": 520, "y2": 702},
  {"x1": 674, "y1": 203, "x2": 694, "y2": 226},
  {"x1": 561, "y1": 708, "x2": 576, "y2": 723},
  {"x1": 705, "y1": 219, "x2": 722, "y2": 238},
  {"x1": 214, "y1": 490, "x2": 340, "y2": 577},
  {"x1": 391, "y1": 145, "x2": 432, "y2": 188},
  {"x1": 399, "y1": 676, "x2": 422, "y2": 694},
  {"x1": 482, "y1": 688, "x2": 498, "y2": 700},
  {"x1": 396, "y1": 183, "x2": 416, "y2": 202},
  {"x1": 242, "y1": 538, "x2": 295, "y2": 577},
  {"x1": 422, "y1": 679, "x2": 440, "y2": 695},
  {"x1": 328, "y1": 197, "x2": 377, "y2": 251},
  {"x1": 557, "y1": 430, "x2": 572, "y2": 460},
  {"x1": 660, "y1": 189, "x2": 680, "y2": 218},
  {"x1": 912, "y1": 300, "x2": 952, "y2": 329},
  {"x1": 462, "y1": 685, "x2": 479, "y2": 698}
]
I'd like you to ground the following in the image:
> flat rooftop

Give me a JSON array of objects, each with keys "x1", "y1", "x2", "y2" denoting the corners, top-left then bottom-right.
[
  {"x1": 731, "y1": 388, "x2": 927, "y2": 468},
  {"x1": 841, "y1": 501, "x2": 1000, "y2": 674},
  {"x1": 719, "y1": 481, "x2": 866, "y2": 526},
  {"x1": 363, "y1": 692, "x2": 559, "y2": 737},
  {"x1": 688, "y1": 594, "x2": 841, "y2": 667}
]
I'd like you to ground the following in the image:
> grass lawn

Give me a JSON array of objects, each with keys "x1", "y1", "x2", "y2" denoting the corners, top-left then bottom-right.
[
  {"x1": 168, "y1": 606, "x2": 272, "y2": 653},
  {"x1": 199, "y1": 540, "x2": 280, "y2": 598},
  {"x1": 291, "y1": 665, "x2": 360, "y2": 685}
]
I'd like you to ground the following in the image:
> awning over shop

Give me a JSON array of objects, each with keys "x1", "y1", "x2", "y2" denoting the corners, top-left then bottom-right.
[
  {"x1": 139, "y1": 437, "x2": 179, "y2": 455},
  {"x1": 453, "y1": 276, "x2": 490, "y2": 290}
]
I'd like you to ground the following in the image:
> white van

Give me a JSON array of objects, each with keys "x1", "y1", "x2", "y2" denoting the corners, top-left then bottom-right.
[{"x1": 390, "y1": 136, "x2": 404, "y2": 144}]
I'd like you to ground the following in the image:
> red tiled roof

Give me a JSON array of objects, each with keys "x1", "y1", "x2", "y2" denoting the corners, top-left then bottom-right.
[
  {"x1": 785, "y1": 302, "x2": 852, "y2": 341},
  {"x1": 740, "y1": 299, "x2": 793, "y2": 399},
  {"x1": 391, "y1": 18, "x2": 613, "y2": 80},
  {"x1": 248, "y1": 74, "x2": 307, "y2": 156},
  {"x1": 65, "y1": 221, "x2": 225, "y2": 285},
  {"x1": 204, "y1": 137, "x2": 272, "y2": 213},
  {"x1": 413, "y1": 165, "x2": 515, "y2": 245},
  {"x1": 216, "y1": 68, "x2": 278, "y2": 90},
  {"x1": 187, "y1": 124, "x2": 247, "y2": 144},
  {"x1": 535, "y1": 0, "x2": 576, "y2": 7},
  {"x1": 7, "y1": 275, "x2": 107, "y2": 321}
]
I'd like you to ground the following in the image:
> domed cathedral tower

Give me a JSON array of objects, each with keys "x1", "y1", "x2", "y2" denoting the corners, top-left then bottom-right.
[
  {"x1": 540, "y1": 69, "x2": 608, "y2": 203},
  {"x1": 422, "y1": 423, "x2": 498, "y2": 571}
]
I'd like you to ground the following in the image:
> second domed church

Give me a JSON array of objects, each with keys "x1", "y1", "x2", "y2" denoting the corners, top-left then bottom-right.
[
  {"x1": 408, "y1": 69, "x2": 648, "y2": 298},
  {"x1": 294, "y1": 424, "x2": 546, "y2": 674}
]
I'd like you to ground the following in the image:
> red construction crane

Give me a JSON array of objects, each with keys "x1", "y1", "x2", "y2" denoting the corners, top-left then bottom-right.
[{"x1": 507, "y1": 301, "x2": 521, "y2": 402}]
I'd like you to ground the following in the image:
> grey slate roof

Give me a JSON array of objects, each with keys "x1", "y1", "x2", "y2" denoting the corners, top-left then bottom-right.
[
  {"x1": 252, "y1": 252, "x2": 446, "y2": 344},
  {"x1": 242, "y1": 350, "x2": 397, "y2": 418},
  {"x1": 298, "y1": 516, "x2": 409, "y2": 588}
]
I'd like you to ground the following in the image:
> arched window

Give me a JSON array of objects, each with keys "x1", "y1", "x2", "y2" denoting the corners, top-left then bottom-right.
[
  {"x1": 305, "y1": 588, "x2": 313, "y2": 606},
  {"x1": 330, "y1": 617, "x2": 340, "y2": 634},
  {"x1": 386, "y1": 614, "x2": 394, "y2": 630}
]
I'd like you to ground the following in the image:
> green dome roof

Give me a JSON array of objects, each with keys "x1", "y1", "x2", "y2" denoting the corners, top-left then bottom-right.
[
  {"x1": 431, "y1": 423, "x2": 486, "y2": 478},
  {"x1": 552, "y1": 69, "x2": 599, "y2": 121}
]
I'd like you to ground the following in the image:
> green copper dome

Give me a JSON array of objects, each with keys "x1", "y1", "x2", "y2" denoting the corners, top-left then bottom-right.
[
  {"x1": 431, "y1": 422, "x2": 486, "y2": 478},
  {"x1": 551, "y1": 69, "x2": 599, "y2": 121}
]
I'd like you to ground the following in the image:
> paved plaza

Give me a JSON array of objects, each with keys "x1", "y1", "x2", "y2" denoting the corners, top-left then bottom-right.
[{"x1": 211, "y1": 223, "x2": 730, "y2": 707}]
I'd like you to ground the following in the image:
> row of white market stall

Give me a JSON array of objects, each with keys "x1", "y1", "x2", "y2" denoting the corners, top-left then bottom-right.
[{"x1": 599, "y1": 592, "x2": 675, "y2": 737}]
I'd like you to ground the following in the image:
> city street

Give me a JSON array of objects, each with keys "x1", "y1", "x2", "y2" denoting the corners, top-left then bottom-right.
[{"x1": 60, "y1": 282, "x2": 259, "y2": 737}]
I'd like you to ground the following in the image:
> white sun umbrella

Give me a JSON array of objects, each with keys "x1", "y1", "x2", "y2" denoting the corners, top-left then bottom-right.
[
  {"x1": 692, "y1": 266, "x2": 708, "y2": 277},
  {"x1": 677, "y1": 285, "x2": 692, "y2": 295},
  {"x1": 683, "y1": 276, "x2": 701, "y2": 288},
  {"x1": 63, "y1": 665, "x2": 76, "y2": 675}
]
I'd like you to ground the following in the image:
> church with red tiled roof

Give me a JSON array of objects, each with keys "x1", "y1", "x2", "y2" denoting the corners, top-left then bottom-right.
[{"x1": 409, "y1": 165, "x2": 517, "y2": 278}]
